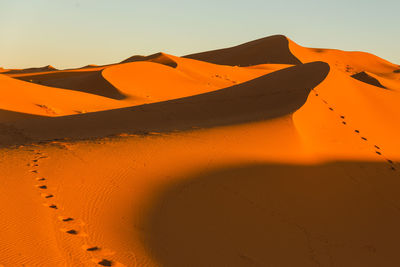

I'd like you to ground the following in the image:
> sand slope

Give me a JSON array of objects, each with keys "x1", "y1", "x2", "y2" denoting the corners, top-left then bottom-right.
[
  {"x1": 0, "y1": 35, "x2": 400, "y2": 267},
  {"x1": 4, "y1": 62, "x2": 329, "y2": 144},
  {"x1": 184, "y1": 35, "x2": 302, "y2": 66}
]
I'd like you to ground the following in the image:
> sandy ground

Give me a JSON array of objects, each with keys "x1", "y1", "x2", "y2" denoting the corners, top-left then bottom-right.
[{"x1": 1, "y1": 35, "x2": 400, "y2": 266}]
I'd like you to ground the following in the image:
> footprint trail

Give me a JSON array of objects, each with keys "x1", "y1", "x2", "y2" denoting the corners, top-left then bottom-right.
[
  {"x1": 312, "y1": 89, "x2": 397, "y2": 171},
  {"x1": 27, "y1": 148, "x2": 120, "y2": 266}
]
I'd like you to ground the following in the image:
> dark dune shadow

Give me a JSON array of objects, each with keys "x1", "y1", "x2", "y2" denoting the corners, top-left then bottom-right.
[
  {"x1": 351, "y1": 72, "x2": 387, "y2": 89},
  {"x1": 6, "y1": 62, "x2": 329, "y2": 145},
  {"x1": 0, "y1": 110, "x2": 46, "y2": 146},
  {"x1": 142, "y1": 161, "x2": 400, "y2": 267},
  {"x1": 184, "y1": 35, "x2": 302, "y2": 66},
  {"x1": 13, "y1": 70, "x2": 126, "y2": 100},
  {"x1": 0, "y1": 109, "x2": 45, "y2": 123}
]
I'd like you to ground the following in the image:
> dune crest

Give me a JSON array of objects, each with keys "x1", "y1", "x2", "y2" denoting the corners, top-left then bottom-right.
[
  {"x1": 184, "y1": 35, "x2": 302, "y2": 66},
  {"x1": 5, "y1": 62, "x2": 329, "y2": 144},
  {"x1": 9, "y1": 69, "x2": 127, "y2": 100},
  {"x1": 121, "y1": 52, "x2": 178, "y2": 68},
  {"x1": 4, "y1": 65, "x2": 58, "y2": 74}
]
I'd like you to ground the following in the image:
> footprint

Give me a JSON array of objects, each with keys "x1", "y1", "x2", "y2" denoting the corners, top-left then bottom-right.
[
  {"x1": 355, "y1": 130, "x2": 360, "y2": 133},
  {"x1": 58, "y1": 216, "x2": 74, "y2": 222},
  {"x1": 329, "y1": 107, "x2": 334, "y2": 111},
  {"x1": 322, "y1": 100, "x2": 328, "y2": 104},
  {"x1": 36, "y1": 177, "x2": 46, "y2": 181},
  {"x1": 342, "y1": 121, "x2": 347, "y2": 125},
  {"x1": 65, "y1": 229, "x2": 78, "y2": 235},
  {"x1": 376, "y1": 151, "x2": 382, "y2": 155},
  {"x1": 41, "y1": 193, "x2": 54, "y2": 198},
  {"x1": 31, "y1": 170, "x2": 38, "y2": 173},
  {"x1": 36, "y1": 185, "x2": 47, "y2": 189},
  {"x1": 388, "y1": 159, "x2": 394, "y2": 164},
  {"x1": 375, "y1": 145, "x2": 381, "y2": 150},
  {"x1": 97, "y1": 259, "x2": 112, "y2": 266},
  {"x1": 32, "y1": 159, "x2": 38, "y2": 163},
  {"x1": 361, "y1": 137, "x2": 368, "y2": 141},
  {"x1": 340, "y1": 116, "x2": 345, "y2": 119},
  {"x1": 47, "y1": 204, "x2": 58, "y2": 209},
  {"x1": 391, "y1": 166, "x2": 396, "y2": 171},
  {"x1": 83, "y1": 245, "x2": 100, "y2": 252}
]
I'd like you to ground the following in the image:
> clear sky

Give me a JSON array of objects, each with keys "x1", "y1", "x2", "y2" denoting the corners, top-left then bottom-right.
[{"x1": 0, "y1": 0, "x2": 399, "y2": 69}]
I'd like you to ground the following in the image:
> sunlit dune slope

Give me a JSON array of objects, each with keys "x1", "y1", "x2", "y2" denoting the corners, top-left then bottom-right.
[
  {"x1": 288, "y1": 39, "x2": 400, "y2": 90},
  {"x1": 10, "y1": 68, "x2": 127, "y2": 100},
  {"x1": 294, "y1": 65, "x2": 400, "y2": 161},
  {"x1": 0, "y1": 74, "x2": 125, "y2": 121},
  {"x1": 103, "y1": 54, "x2": 290, "y2": 103},
  {"x1": 2, "y1": 53, "x2": 287, "y2": 114}
]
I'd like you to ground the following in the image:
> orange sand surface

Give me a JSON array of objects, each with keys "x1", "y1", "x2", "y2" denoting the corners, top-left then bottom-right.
[{"x1": 1, "y1": 35, "x2": 400, "y2": 266}]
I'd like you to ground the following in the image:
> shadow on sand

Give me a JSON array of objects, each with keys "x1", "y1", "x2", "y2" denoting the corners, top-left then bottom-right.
[
  {"x1": 13, "y1": 70, "x2": 127, "y2": 100},
  {"x1": 141, "y1": 161, "x2": 400, "y2": 267}
]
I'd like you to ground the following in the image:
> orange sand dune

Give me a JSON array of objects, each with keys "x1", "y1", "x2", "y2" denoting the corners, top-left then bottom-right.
[
  {"x1": 121, "y1": 52, "x2": 178, "y2": 68},
  {"x1": 2, "y1": 53, "x2": 282, "y2": 110},
  {"x1": 4, "y1": 62, "x2": 329, "y2": 145},
  {"x1": 0, "y1": 35, "x2": 400, "y2": 266},
  {"x1": 0, "y1": 73, "x2": 126, "y2": 120},
  {"x1": 11, "y1": 69, "x2": 127, "y2": 100},
  {"x1": 103, "y1": 54, "x2": 288, "y2": 103},
  {"x1": 184, "y1": 35, "x2": 302, "y2": 66}
]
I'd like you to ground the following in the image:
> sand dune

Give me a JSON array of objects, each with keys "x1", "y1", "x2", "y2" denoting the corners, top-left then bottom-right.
[
  {"x1": 0, "y1": 73, "x2": 125, "y2": 120},
  {"x1": 3, "y1": 65, "x2": 58, "y2": 74},
  {"x1": 12, "y1": 69, "x2": 127, "y2": 100},
  {"x1": 5, "y1": 62, "x2": 329, "y2": 145},
  {"x1": 121, "y1": 52, "x2": 178, "y2": 68},
  {"x1": 184, "y1": 35, "x2": 302, "y2": 66},
  {"x1": 1, "y1": 35, "x2": 400, "y2": 266}
]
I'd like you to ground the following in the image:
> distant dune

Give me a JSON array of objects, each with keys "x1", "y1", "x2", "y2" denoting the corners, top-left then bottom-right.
[
  {"x1": 184, "y1": 35, "x2": 302, "y2": 66},
  {"x1": 121, "y1": 52, "x2": 178, "y2": 68},
  {"x1": 0, "y1": 35, "x2": 400, "y2": 267},
  {"x1": 3, "y1": 65, "x2": 58, "y2": 74}
]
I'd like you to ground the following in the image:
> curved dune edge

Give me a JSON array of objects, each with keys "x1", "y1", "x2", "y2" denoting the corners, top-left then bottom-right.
[
  {"x1": 102, "y1": 55, "x2": 285, "y2": 103},
  {"x1": 10, "y1": 69, "x2": 127, "y2": 100},
  {"x1": 4, "y1": 61, "x2": 329, "y2": 145},
  {"x1": 287, "y1": 38, "x2": 399, "y2": 77},
  {"x1": 121, "y1": 52, "x2": 178, "y2": 68},
  {"x1": 0, "y1": 74, "x2": 127, "y2": 120},
  {"x1": 184, "y1": 35, "x2": 302, "y2": 66}
]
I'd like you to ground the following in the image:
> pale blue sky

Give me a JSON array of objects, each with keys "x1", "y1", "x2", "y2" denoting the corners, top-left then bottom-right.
[{"x1": 0, "y1": 0, "x2": 398, "y2": 69}]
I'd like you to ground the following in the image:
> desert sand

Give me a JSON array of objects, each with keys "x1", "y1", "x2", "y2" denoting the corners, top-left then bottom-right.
[{"x1": 1, "y1": 35, "x2": 400, "y2": 266}]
